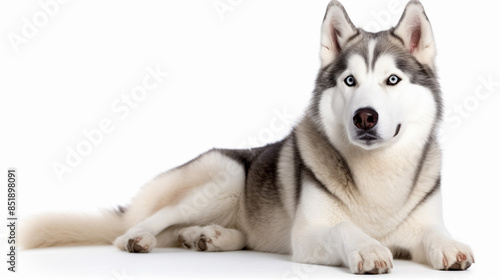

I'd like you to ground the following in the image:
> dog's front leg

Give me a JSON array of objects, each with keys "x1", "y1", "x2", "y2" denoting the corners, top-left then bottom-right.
[
  {"x1": 292, "y1": 221, "x2": 393, "y2": 274},
  {"x1": 421, "y1": 225, "x2": 474, "y2": 270},
  {"x1": 291, "y1": 184, "x2": 393, "y2": 274},
  {"x1": 400, "y1": 190, "x2": 475, "y2": 270}
]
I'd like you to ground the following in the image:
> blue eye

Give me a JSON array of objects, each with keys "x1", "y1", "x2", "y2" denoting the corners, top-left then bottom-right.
[
  {"x1": 387, "y1": 75, "x2": 401, "y2": 85},
  {"x1": 344, "y1": 75, "x2": 356, "y2": 87}
]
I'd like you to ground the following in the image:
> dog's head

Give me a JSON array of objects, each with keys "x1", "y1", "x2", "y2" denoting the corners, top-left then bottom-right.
[{"x1": 312, "y1": 0, "x2": 441, "y2": 150}]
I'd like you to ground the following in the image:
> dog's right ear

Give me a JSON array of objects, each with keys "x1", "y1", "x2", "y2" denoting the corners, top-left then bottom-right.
[{"x1": 320, "y1": 1, "x2": 358, "y2": 67}]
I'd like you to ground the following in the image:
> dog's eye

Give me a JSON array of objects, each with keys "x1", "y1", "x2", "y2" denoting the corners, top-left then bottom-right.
[
  {"x1": 387, "y1": 75, "x2": 401, "y2": 86},
  {"x1": 344, "y1": 75, "x2": 356, "y2": 87}
]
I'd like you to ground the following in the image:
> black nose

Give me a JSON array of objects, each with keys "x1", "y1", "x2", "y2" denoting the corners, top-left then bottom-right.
[{"x1": 353, "y1": 108, "x2": 378, "y2": 130}]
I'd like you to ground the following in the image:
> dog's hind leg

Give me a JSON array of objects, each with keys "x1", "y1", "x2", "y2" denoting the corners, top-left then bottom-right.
[
  {"x1": 114, "y1": 191, "x2": 244, "y2": 253},
  {"x1": 178, "y1": 225, "x2": 246, "y2": 252},
  {"x1": 114, "y1": 206, "x2": 185, "y2": 253},
  {"x1": 114, "y1": 150, "x2": 246, "y2": 253}
]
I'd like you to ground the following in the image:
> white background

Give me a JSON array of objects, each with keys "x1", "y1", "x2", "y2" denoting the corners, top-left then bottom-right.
[{"x1": 1, "y1": 0, "x2": 499, "y2": 279}]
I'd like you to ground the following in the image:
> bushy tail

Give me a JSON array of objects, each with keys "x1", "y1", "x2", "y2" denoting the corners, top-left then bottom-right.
[{"x1": 20, "y1": 210, "x2": 126, "y2": 249}]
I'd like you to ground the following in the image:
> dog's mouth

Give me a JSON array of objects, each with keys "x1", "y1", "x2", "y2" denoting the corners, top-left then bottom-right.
[
  {"x1": 393, "y1": 124, "x2": 402, "y2": 137},
  {"x1": 358, "y1": 134, "x2": 378, "y2": 141},
  {"x1": 355, "y1": 130, "x2": 379, "y2": 145},
  {"x1": 354, "y1": 124, "x2": 401, "y2": 148}
]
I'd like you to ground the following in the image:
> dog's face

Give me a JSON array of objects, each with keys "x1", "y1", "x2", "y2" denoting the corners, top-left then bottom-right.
[{"x1": 313, "y1": 1, "x2": 442, "y2": 150}]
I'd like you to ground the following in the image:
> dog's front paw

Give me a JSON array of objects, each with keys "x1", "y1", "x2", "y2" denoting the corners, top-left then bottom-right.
[
  {"x1": 428, "y1": 240, "x2": 474, "y2": 270},
  {"x1": 349, "y1": 244, "x2": 393, "y2": 274},
  {"x1": 114, "y1": 229, "x2": 157, "y2": 253}
]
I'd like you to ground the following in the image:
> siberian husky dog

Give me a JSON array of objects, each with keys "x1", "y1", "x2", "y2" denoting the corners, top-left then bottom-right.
[{"x1": 22, "y1": 0, "x2": 474, "y2": 274}]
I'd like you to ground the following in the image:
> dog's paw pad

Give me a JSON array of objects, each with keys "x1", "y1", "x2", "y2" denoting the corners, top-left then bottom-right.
[
  {"x1": 178, "y1": 226, "x2": 219, "y2": 252},
  {"x1": 442, "y1": 251, "x2": 474, "y2": 270},
  {"x1": 197, "y1": 235, "x2": 208, "y2": 251},
  {"x1": 429, "y1": 241, "x2": 474, "y2": 270},
  {"x1": 114, "y1": 230, "x2": 157, "y2": 253},
  {"x1": 350, "y1": 244, "x2": 393, "y2": 274},
  {"x1": 127, "y1": 237, "x2": 147, "y2": 253},
  {"x1": 178, "y1": 235, "x2": 191, "y2": 249}
]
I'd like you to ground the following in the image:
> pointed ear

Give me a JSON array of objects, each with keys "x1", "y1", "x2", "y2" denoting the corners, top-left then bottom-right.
[
  {"x1": 393, "y1": 0, "x2": 436, "y2": 68},
  {"x1": 320, "y1": 1, "x2": 358, "y2": 67}
]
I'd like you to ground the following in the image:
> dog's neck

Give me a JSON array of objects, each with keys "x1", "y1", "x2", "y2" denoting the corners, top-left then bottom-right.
[{"x1": 295, "y1": 115, "x2": 441, "y2": 236}]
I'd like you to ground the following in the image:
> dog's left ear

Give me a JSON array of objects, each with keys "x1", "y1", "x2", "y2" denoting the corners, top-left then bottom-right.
[{"x1": 393, "y1": 0, "x2": 436, "y2": 68}]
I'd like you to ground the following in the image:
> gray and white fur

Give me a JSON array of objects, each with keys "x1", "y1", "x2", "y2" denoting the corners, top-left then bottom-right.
[{"x1": 22, "y1": 0, "x2": 474, "y2": 274}]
